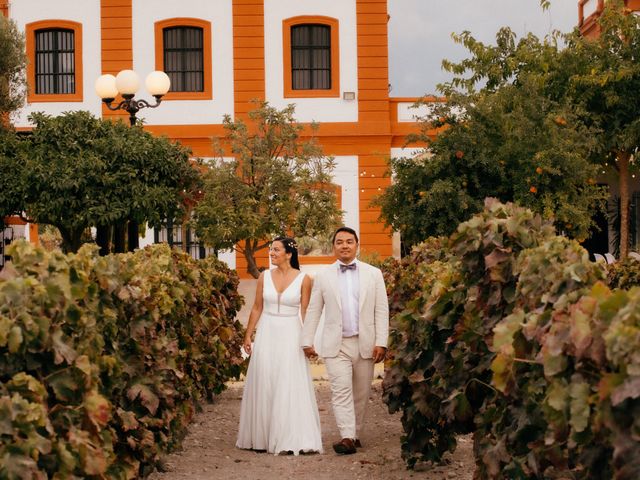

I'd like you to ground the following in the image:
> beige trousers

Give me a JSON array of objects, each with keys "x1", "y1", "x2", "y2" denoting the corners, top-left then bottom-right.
[{"x1": 324, "y1": 336, "x2": 375, "y2": 440}]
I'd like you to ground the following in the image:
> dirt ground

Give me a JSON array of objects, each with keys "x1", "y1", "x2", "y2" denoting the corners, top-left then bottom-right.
[{"x1": 149, "y1": 379, "x2": 474, "y2": 480}]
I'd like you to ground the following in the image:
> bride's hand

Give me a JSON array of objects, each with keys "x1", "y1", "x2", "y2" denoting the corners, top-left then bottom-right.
[{"x1": 243, "y1": 337, "x2": 252, "y2": 355}]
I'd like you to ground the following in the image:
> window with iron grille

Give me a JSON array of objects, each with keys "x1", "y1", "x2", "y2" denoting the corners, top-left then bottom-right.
[
  {"x1": 34, "y1": 29, "x2": 75, "y2": 95},
  {"x1": 163, "y1": 26, "x2": 204, "y2": 92},
  {"x1": 291, "y1": 24, "x2": 331, "y2": 90}
]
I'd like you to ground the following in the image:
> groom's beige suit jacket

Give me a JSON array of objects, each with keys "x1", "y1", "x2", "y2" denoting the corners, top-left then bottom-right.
[{"x1": 301, "y1": 261, "x2": 389, "y2": 358}]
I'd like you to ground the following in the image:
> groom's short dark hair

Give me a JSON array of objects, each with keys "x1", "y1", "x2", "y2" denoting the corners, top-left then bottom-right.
[{"x1": 332, "y1": 226, "x2": 359, "y2": 244}]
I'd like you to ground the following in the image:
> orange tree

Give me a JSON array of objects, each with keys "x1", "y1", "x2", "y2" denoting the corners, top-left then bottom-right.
[
  {"x1": 193, "y1": 102, "x2": 341, "y2": 278},
  {"x1": 376, "y1": 69, "x2": 606, "y2": 250},
  {"x1": 12, "y1": 111, "x2": 200, "y2": 253},
  {"x1": 436, "y1": 0, "x2": 640, "y2": 259}
]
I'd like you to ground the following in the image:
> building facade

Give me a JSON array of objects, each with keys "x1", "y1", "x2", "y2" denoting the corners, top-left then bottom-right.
[{"x1": 4, "y1": 0, "x2": 430, "y2": 276}]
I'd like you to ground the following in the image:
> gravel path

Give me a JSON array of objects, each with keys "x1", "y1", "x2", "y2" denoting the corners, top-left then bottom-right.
[{"x1": 149, "y1": 380, "x2": 474, "y2": 480}]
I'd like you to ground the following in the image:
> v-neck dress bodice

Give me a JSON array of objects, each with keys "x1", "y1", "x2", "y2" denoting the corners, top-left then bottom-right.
[
  {"x1": 236, "y1": 269, "x2": 323, "y2": 454},
  {"x1": 262, "y1": 270, "x2": 304, "y2": 317}
]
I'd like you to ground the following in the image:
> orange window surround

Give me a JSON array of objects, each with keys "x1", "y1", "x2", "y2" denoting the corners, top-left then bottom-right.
[
  {"x1": 25, "y1": 20, "x2": 83, "y2": 103},
  {"x1": 154, "y1": 18, "x2": 212, "y2": 101},
  {"x1": 282, "y1": 16, "x2": 340, "y2": 98}
]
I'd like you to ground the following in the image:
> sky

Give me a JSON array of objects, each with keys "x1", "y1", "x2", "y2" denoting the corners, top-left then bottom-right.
[{"x1": 388, "y1": 0, "x2": 580, "y2": 97}]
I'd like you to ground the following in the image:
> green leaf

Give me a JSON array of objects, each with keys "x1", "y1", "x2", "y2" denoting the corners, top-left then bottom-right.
[
  {"x1": 569, "y1": 377, "x2": 590, "y2": 433},
  {"x1": 547, "y1": 379, "x2": 569, "y2": 411}
]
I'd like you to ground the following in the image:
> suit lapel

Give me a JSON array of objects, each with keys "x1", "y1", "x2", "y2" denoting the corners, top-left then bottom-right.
[
  {"x1": 358, "y1": 262, "x2": 370, "y2": 313},
  {"x1": 329, "y1": 264, "x2": 342, "y2": 310}
]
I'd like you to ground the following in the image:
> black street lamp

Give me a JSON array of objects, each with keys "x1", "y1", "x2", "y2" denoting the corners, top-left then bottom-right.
[
  {"x1": 94, "y1": 70, "x2": 171, "y2": 253},
  {"x1": 95, "y1": 69, "x2": 171, "y2": 126}
]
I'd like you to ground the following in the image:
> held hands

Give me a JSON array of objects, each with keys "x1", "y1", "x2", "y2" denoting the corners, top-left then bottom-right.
[
  {"x1": 303, "y1": 346, "x2": 318, "y2": 359},
  {"x1": 372, "y1": 346, "x2": 387, "y2": 363}
]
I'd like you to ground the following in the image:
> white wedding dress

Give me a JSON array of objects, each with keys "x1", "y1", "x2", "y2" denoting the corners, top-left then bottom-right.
[{"x1": 236, "y1": 270, "x2": 323, "y2": 454}]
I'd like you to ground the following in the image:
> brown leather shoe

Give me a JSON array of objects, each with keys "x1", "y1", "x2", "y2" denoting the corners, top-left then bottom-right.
[
  {"x1": 333, "y1": 438, "x2": 356, "y2": 455},
  {"x1": 354, "y1": 439, "x2": 362, "y2": 448}
]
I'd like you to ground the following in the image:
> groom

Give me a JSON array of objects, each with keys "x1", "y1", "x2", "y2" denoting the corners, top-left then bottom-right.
[{"x1": 301, "y1": 226, "x2": 389, "y2": 455}]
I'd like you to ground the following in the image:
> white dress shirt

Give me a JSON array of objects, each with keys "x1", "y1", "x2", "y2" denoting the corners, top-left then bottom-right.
[{"x1": 337, "y1": 260, "x2": 359, "y2": 337}]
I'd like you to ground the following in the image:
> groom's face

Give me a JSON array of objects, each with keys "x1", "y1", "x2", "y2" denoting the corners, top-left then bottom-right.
[{"x1": 333, "y1": 231, "x2": 358, "y2": 264}]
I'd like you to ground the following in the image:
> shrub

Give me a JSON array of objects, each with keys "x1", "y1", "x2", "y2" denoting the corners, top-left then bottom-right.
[
  {"x1": 382, "y1": 198, "x2": 640, "y2": 479},
  {"x1": 0, "y1": 241, "x2": 244, "y2": 478}
]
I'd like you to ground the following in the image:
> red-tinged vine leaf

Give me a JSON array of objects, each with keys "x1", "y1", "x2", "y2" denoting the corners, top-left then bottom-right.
[
  {"x1": 569, "y1": 299, "x2": 594, "y2": 359},
  {"x1": 481, "y1": 439, "x2": 511, "y2": 477},
  {"x1": 67, "y1": 429, "x2": 108, "y2": 475},
  {"x1": 218, "y1": 326, "x2": 233, "y2": 343},
  {"x1": 84, "y1": 390, "x2": 111, "y2": 428},
  {"x1": 117, "y1": 408, "x2": 140, "y2": 432},
  {"x1": 51, "y1": 328, "x2": 78, "y2": 365},
  {"x1": 74, "y1": 355, "x2": 93, "y2": 379},
  {"x1": 598, "y1": 373, "x2": 625, "y2": 401},
  {"x1": 569, "y1": 378, "x2": 590, "y2": 433},
  {"x1": 127, "y1": 383, "x2": 160, "y2": 415},
  {"x1": 610, "y1": 376, "x2": 640, "y2": 407}
]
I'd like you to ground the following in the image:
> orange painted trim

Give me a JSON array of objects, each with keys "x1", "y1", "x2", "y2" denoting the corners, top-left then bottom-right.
[
  {"x1": 154, "y1": 18, "x2": 213, "y2": 101},
  {"x1": 29, "y1": 224, "x2": 40, "y2": 246},
  {"x1": 3, "y1": 216, "x2": 27, "y2": 226},
  {"x1": 101, "y1": 0, "x2": 132, "y2": 122},
  {"x1": 282, "y1": 16, "x2": 340, "y2": 98},
  {"x1": 0, "y1": 0, "x2": 8, "y2": 17},
  {"x1": 25, "y1": 20, "x2": 84, "y2": 103},
  {"x1": 233, "y1": 0, "x2": 265, "y2": 118}
]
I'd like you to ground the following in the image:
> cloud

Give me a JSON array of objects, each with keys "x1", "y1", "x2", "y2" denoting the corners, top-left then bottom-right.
[{"x1": 388, "y1": 0, "x2": 578, "y2": 96}]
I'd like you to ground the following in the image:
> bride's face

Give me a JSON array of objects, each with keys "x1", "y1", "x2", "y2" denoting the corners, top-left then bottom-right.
[{"x1": 269, "y1": 241, "x2": 291, "y2": 266}]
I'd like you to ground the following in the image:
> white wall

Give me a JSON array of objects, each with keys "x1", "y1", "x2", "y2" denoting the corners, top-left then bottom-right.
[
  {"x1": 332, "y1": 155, "x2": 360, "y2": 234},
  {"x1": 10, "y1": 0, "x2": 103, "y2": 127},
  {"x1": 264, "y1": 0, "x2": 358, "y2": 123},
  {"x1": 132, "y1": 0, "x2": 235, "y2": 125},
  {"x1": 391, "y1": 147, "x2": 423, "y2": 159}
]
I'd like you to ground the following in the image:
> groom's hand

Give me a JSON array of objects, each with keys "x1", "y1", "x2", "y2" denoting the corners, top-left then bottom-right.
[
  {"x1": 303, "y1": 346, "x2": 317, "y2": 359},
  {"x1": 372, "y1": 346, "x2": 387, "y2": 363}
]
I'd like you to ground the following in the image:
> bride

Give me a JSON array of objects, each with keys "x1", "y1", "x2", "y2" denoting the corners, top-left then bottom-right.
[{"x1": 236, "y1": 236, "x2": 323, "y2": 454}]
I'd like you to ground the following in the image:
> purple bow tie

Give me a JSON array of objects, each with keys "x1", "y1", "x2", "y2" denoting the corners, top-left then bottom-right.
[{"x1": 340, "y1": 263, "x2": 356, "y2": 272}]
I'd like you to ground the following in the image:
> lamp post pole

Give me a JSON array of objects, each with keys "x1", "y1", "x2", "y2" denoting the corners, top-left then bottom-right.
[{"x1": 94, "y1": 70, "x2": 171, "y2": 253}]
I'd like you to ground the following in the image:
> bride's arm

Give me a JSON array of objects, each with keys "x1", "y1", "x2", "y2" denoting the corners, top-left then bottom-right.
[
  {"x1": 300, "y1": 274, "x2": 313, "y2": 322},
  {"x1": 243, "y1": 272, "x2": 265, "y2": 355}
]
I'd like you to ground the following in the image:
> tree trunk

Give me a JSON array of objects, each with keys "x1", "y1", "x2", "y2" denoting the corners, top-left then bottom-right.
[
  {"x1": 244, "y1": 239, "x2": 260, "y2": 278},
  {"x1": 113, "y1": 221, "x2": 126, "y2": 254},
  {"x1": 127, "y1": 219, "x2": 139, "y2": 252},
  {"x1": 96, "y1": 225, "x2": 111, "y2": 256},
  {"x1": 59, "y1": 226, "x2": 84, "y2": 254},
  {"x1": 618, "y1": 151, "x2": 631, "y2": 260}
]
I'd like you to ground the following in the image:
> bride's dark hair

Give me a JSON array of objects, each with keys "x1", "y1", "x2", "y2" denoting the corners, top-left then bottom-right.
[{"x1": 273, "y1": 236, "x2": 300, "y2": 270}]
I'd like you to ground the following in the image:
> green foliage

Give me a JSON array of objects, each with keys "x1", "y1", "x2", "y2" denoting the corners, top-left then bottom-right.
[
  {"x1": 0, "y1": 241, "x2": 244, "y2": 478},
  {"x1": 0, "y1": 128, "x2": 24, "y2": 227},
  {"x1": 376, "y1": 72, "x2": 606, "y2": 249},
  {"x1": 382, "y1": 199, "x2": 640, "y2": 478},
  {"x1": 437, "y1": 0, "x2": 640, "y2": 258},
  {"x1": 607, "y1": 258, "x2": 640, "y2": 290},
  {"x1": 14, "y1": 111, "x2": 201, "y2": 253},
  {"x1": 193, "y1": 101, "x2": 342, "y2": 278},
  {"x1": 0, "y1": 16, "x2": 26, "y2": 122}
]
